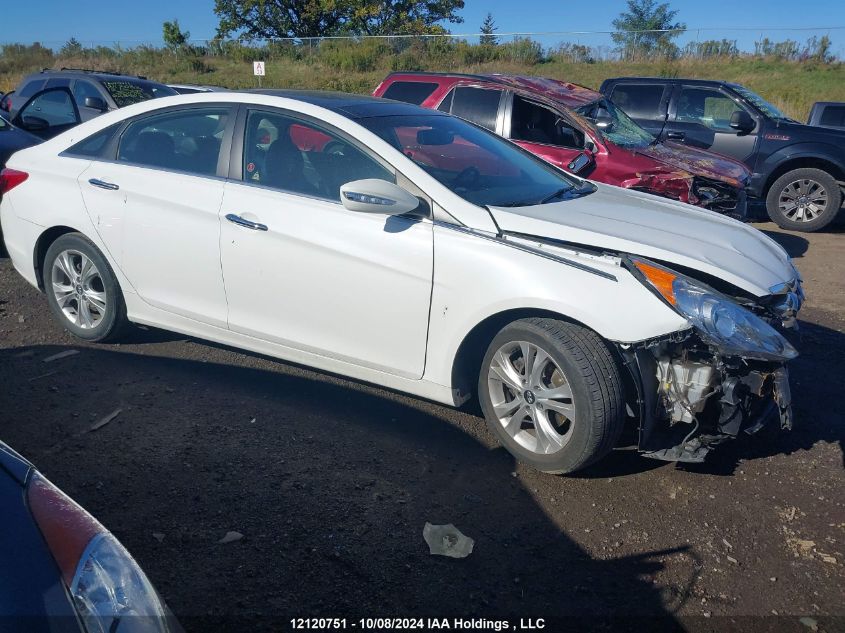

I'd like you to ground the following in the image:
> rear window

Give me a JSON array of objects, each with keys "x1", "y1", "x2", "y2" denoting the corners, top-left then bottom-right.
[
  {"x1": 819, "y1": 105, "x2": 845, "y2": 128},
  {"x1": 101, "y1": 80, "x2": 177, "y2": 108},
  {"x1": 64, "y1": 123, "x2": 121, "y2": 158},
  {"x1": 382, "y1": 81, "x2": 439, "y2": 105},
  {"x1": 610, "y1": 83, "x2": 666, "y2": 120}
]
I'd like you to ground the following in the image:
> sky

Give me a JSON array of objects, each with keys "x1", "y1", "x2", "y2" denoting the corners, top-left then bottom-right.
[{"x1": 2, "y1": 0, "x2": 844, "y2": 55}]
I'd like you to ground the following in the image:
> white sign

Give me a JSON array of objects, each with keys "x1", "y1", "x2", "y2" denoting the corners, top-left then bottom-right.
[{"x1": 253, "y1": 61, "x2": 265, "y2": 77}]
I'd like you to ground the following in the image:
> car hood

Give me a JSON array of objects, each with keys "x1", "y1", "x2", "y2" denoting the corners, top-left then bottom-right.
[
  {"x1": 632, "y1": 142, "x2": 750, "y2": 188},
  {"x1": 488, "y1": 183, "x2": 793, "y2": 296}
]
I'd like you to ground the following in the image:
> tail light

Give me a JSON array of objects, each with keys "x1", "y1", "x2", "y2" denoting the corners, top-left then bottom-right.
[
  {"x1": 0, "y1": 168, "x2": 28, "y2": 194},
  {"x1": 0, "y1": 96, "x2": 10, "y2": 112},
  {"x1": 27, "y1": 473, "x2": 173, "y2": 632}
]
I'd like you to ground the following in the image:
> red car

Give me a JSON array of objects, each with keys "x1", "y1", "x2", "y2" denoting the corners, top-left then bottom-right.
[{"x1": 374, "y1": 73, "x2": 752, "y2": 216}]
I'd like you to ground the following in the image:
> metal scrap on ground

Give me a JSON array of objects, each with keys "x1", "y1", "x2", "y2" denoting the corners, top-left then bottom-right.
[
  {"x1": 43, "y1": 350, "x2": 79, "y2": 363},
  {"x1": 423, "y1": 522, "x2": 475, "y2": 558},
  {"x1": 89, "y1": 408, "x2": 123, "y2": 432}
]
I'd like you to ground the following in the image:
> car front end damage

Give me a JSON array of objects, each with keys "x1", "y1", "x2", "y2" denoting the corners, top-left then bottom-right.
[
  {"x1": 619, "y1": 258, "x2": 803, "y2": 463},
  {"x1": 625, "y1": 171, "x2": 749, "y2": 219}
]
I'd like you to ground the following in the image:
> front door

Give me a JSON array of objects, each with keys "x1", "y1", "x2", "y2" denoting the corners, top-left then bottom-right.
[
  {"x1": 78, "y1": 105, "x2": 233, "y2": 327},
  {"x1": 505, "y1": 94, "x2": 586, "y2": 170},
  {"x1": 663, "y1": 85, "x2": 759, "y2": 166},
  {"x1": 219, "y1": 108, "x2": 433, "y2": 379}
]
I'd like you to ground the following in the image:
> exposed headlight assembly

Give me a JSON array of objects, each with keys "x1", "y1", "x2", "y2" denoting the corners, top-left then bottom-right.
[{"x1": 631, "y1": 258, "x2": 798, "y2": 362}]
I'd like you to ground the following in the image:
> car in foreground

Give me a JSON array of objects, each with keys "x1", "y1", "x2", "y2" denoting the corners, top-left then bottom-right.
[
  {"x1": 601, "y1": 77, "x2": 845, "y2": 231},
  {"x1": 0, "y1": 440, "x2": 180, "y2": 632},
  {"x1": 807, "y1": 101, "x2": 845, "y2": 131},
  {"x1": 6, "y1": 68, "x2": 177, "y2": 124},
  {"x1": 374, "y1": 72, "x2": 752, "y2": 218},
  {"x1": 0, "y1": 91, "x2": 802, "y2": 473}
]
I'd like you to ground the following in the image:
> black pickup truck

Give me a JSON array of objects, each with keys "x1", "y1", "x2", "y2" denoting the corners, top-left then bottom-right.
[{"x1": 600, "y1": 77, "x2": 845, "y2": 231}]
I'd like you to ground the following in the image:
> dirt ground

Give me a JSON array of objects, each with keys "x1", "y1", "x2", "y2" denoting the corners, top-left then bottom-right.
[{"x1": 0, "y1": 221, "x2": 843, "y2": 633}]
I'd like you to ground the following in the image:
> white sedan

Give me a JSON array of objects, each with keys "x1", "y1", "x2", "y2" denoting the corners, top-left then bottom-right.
[{"x1": 0, "y1": 89, "x2": 803, "y2": 473}]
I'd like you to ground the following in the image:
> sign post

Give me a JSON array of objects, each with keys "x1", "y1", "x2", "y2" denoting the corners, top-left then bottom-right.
[{"x1": 253, "y1": 60, "x2": 265, "y2": 87}]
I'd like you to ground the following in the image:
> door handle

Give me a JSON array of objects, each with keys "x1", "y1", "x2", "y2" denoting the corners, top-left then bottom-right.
[
  {"x1": 88, "y1": 178, "x2": 119, "y2": 191},
  {"x1": 665, "y1": 131, "x2": 685, "y2": 140},
  {"x1": 225, "y1": 213, "x2": 267, "y2": 232}
]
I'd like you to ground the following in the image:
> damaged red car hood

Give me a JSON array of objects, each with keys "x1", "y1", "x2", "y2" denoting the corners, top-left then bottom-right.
[
  {"x1": 488, "y1": 183, "x2": 793, "y2": 297},
  {"x1": 632, "y1": 142, "x2": 750, "y2": 188}
]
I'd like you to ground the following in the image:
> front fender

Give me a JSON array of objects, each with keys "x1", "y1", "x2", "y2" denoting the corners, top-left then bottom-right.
[{"x1": 422, "y1": 224, "x2": 689, "y2": 390}]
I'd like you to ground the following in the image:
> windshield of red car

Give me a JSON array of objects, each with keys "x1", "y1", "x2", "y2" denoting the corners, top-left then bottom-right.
[
  {"x1": 577, "y1": 99, "x2": 656, "y2": 149},
  {"x1": 359, "y1": 114, "x2": 591, "y2": 207}
]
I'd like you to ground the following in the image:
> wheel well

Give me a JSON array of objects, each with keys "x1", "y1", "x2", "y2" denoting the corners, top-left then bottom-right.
[
  {"x1": 33, "y1": 226, "x2": 78, "y2": 292},
  {"x1": 764, "y1": 158, "x2": 845, "y2": 195},
  {"x1": 450, "y1": 308, "x2": 603, "y2": 407}
]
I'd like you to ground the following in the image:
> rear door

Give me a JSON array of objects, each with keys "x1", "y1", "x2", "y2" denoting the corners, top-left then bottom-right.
[
  {"x1": 604, "y1": 81, "x2": 671, "y2": 137},
  {"x1": 663, "y1": 84, "x2": 759, "y2": 164},
  {"x1": 77, "y1": 104, "x2": 234, "y2": 327}
]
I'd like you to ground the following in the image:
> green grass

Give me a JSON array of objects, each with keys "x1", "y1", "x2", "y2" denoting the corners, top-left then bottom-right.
[{"x1": 2, "y1": 43, "x2": 843, "y2": 120}]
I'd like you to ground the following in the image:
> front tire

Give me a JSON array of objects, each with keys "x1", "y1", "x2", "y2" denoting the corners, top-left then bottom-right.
[
  {"x1": 766, "y1": 168, "x2": 842, "y2": 232},
  {"x1": 42, "y1": 233, "x2": 127, "y2": 342},
  {"x1": 478, "y1": 318, "x2": 625, "y2": 474}
]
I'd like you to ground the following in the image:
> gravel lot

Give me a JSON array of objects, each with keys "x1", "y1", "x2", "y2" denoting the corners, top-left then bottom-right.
[{"x1": 1, "y1": 222, "x2": 843, "y2": 632}]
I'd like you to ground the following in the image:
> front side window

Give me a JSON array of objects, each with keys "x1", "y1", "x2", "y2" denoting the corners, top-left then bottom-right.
[
  {"x1": 242, "y1": 110, "x2": 394, "y2": 202},
  {"x1": 441, "y1": 86, "x2": 503, "y2": 131},
  {"x1": 510, "y1": 95, "x2": 584, "y2": 148},
  {"x1": 117, "y1": 107, "x2": 229, "y2": 176},
  {"x1": 677, "y1": 87, "x2": 750, "y2": 132},
  {"x1": 360, "y1": 114, "x2": 588, "y2": 208},
  {"x1": 73, "y1": 80, "x2": 103, "y2": 106}
]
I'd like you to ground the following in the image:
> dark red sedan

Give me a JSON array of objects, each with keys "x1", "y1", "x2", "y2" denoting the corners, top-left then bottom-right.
[{"x1": 374, "y1": 72, "x2": 752, "y2": 217}]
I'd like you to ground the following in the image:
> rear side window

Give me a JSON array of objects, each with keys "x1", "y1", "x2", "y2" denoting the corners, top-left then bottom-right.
[
  {"x1": 45, "y1": 78, "x2": 71, "y2": 89},
  {"x1": 382, "y1": 81, "x2": 439, "y2": 105},
  {"x1": 610, "y1": 83, "x2": 666, "y2": 119},
  {"x1": 64, "y1": 123, "x2": 121, "y2": 158},
  {"x1": 443, "y1": 86, "x2": 503, "y2": 132},
  {"x1": 18, "y1": 79, "x2": 46, "y2": 99},
  {"x1": 117, "y1": 107, "x2": 230, "y2": 176},
  {"x1": 819, "y1": 105, "x2": 845, "y2": 128}
]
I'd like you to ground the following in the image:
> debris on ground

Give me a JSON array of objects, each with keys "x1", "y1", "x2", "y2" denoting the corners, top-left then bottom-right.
[
  {"x1": 152, "y1": 532, "x2": 165, "y2": 543},
  {"x1": 799, "y1": 617, "x2": 819, "y2": 631},
  {"x1": 422, "y1": 523, "x2": 474, "y2": 559},
  {"x1": 43, "y1": 350, "x2": 79, "y2": 363},
  {"x1": 89, "y1": 408, "x2": 123, "y2": 432},
  {"x1": 218, "y1": 531, "x2": 244, "y2": 544},
  {"x1": 27, "y1": 371, "x2": 56, "y2": 382}
]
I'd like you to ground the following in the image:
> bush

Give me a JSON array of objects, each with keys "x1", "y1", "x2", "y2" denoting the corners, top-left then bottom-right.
[
  {"x1": 499, "y1": 38, "x2": 544, "y2": 65},
  {"x1": 318, "y1": 39, "x2": 392, "y2": 72}
]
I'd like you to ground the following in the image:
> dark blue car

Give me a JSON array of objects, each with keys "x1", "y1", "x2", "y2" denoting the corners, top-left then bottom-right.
[{"x1": 0, "y1": 441, "x2": 182, "y2": 632}]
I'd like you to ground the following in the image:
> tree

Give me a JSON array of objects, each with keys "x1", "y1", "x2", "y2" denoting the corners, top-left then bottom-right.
[
  {"x1": 479, "y1": 12, "x2": 497, "y2": 46},
  {"x1": 163, "y1": 19, "x2": 190, "y2": 51},
  {"x1": 611, "y1": 0, "x2": 685, "y2": 59},
  {"x1": 213, "y1": 0, "x2": 464, "y2": 39},
  {"x1": 60, "y1": 38, "x2": 84, "y2": 57}
]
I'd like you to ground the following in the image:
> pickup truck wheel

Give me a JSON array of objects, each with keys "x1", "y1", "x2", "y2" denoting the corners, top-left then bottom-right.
[
  {"x1": 478, "y1": 318, "x2": 624, "y2": 474},
  {"x1": 766, "y1": 168, "x2": 842, "y2": 232}
]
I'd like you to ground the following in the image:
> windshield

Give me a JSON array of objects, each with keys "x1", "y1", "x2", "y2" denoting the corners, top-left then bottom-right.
[
  {"x1": 576, "y1": 99, "x2": 655, "y2": 149},
  {"x1": 358, "y1": 114, "x2": 590, "y2": 207},
  {"x1": 731, "y1": 85, "x2": 789, "y2": 120},
  {"x1": 102, "y1": 80, "x2": 177, "y2": 108}
]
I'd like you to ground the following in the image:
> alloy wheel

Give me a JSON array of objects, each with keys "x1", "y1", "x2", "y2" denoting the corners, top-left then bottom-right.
[
  {"x1": 778, "y1": 178, "x2": 828, "y2": 223},
  {"x1": 50, "y1": 249, "x2": 108, "y2": 329},
  {"x1": 486, "y1": 340, "x2": 575, "y2": 455}
]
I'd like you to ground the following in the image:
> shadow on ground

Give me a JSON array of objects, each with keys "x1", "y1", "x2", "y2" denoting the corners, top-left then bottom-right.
[{"x1": 0, "y1": 343, "x2": 701, "y2": 632}]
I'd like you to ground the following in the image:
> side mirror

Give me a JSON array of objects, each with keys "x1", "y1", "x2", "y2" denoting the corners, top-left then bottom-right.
[
  {"x1": 340, "y1": 179, "x2": 420, "y2": 215},
  {"x1": 83, "y1": 96, "x2": 108, "y2": 111},
  {"x1": 566, "y1": 151, "x2": 594, "y2": 174},
  {"x1": 20, "y1": 115, "x2": 50, "y2": 132},
  {"x1": 729, "y1": 110, "x2": 755, "y2": 134},
  {"x1": 594, "y1": 108, "x2": 614, "y2": 131}
]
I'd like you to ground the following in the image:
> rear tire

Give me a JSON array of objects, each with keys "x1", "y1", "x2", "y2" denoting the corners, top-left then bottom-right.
[
  {"x1": 42, "y1": 233, "x2": 127, "y2": 342},
  {"x1": 478, "y1": 318, "x2": 625, "y2": 474},
  {"x1": 766, "y1": 168, "x2": 842, "y2": 232}
]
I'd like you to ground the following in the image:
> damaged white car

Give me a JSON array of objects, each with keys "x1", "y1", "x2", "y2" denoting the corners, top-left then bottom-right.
[{"x1": 0, "y1": 91, "x2": 802, "y2": 473}]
